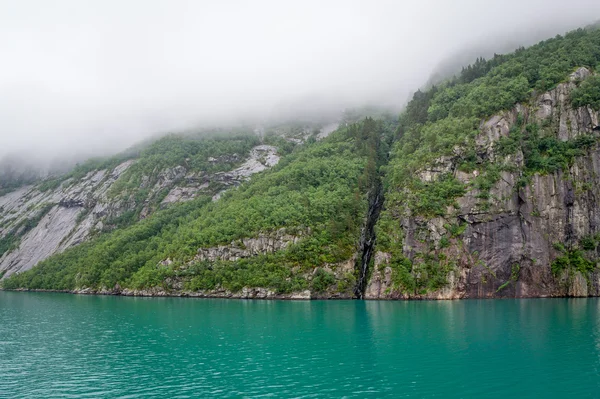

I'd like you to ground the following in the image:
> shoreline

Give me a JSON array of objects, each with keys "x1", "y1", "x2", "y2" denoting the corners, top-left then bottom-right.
[
  {"x1": 2, "y1": 287, "x2": 349, "y2": 300},
  {"x1": 1, "y1": 287, "x2": 585, "y2": 300}
]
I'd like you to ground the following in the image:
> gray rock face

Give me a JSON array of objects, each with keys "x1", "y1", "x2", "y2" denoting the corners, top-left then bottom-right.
[
  {"x1": 194, "y1": 228, "x2": 303, "y2": 263},
  {"x1": 0, "y1": 205, "x2": 80, "y2": 276},
  {"x1": 364, "y1": 252, "x2": 392, "y2": 298},
  {"x1": 140, "y1": 145, "x2": 280, "y2": 207},
  {"x1": 368, "y1": 68, "x2": 600, "y2": 299},
  {"x1": 211, "y1": 145, "x2": 280, "y2": 201},
  {"x1": 0, "y1": 161, "x2": 135, "y2": 278},
  {"x1": 227, "y1": 145, "x2": 279, "y2": 179}
]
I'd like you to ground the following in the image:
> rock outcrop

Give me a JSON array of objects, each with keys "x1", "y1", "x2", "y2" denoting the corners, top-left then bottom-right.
[
  {"x1": 194, "y1": 228, "x2": 303, "y2": 263},
  {"x1": 0, "y1": 161, "x2": 135, "y2": 278},
  {"x1": 210, "y1": 145, "x2": 279, "y2": 201}
]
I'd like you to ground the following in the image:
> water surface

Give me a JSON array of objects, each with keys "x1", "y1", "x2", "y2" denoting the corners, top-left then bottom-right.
[{"x1": 1, "y1": 292, "x2": 599, "y2": 398}]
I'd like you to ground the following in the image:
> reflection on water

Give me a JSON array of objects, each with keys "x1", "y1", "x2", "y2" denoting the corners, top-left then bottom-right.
[{"x1": 1, "y1": 292, "x2": 600, "y2": 398}]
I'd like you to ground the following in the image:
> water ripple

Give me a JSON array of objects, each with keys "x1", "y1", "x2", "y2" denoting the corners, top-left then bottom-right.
[{"x1": 1, "y1": 293, "x2": 600, "y2": 398}]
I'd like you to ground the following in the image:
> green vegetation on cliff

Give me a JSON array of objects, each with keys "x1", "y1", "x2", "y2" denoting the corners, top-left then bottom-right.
[
  {"x1": 390, "y1": 27, "x2": 600, "y2": 189},
  {"x1": 497, "y1": 121, "x2": 598, "y2": 178},
  {"x1": 551, "y1": 235, "x2": 600, "y2": 277},
  {"x1": 571, "y1": 74, "x2": 600, "y2": 110},
  {"x1": 108, "y1": 133, "x2": 260, "y2": 196}
]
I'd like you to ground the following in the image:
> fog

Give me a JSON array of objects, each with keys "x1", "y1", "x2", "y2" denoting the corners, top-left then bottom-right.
[{"x1": 1, "y1": 0, "x2": 600, "y2": 169}]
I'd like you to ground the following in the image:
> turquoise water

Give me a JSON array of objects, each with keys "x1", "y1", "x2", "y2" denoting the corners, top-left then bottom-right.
[{"x1": 1, "y1": 292, "x2": 600, "y2": 398}]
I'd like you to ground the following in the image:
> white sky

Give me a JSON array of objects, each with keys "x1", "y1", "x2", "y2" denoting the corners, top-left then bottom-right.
[{"x1": 1, "y1": 0, "x2": 600, "y2": 162}]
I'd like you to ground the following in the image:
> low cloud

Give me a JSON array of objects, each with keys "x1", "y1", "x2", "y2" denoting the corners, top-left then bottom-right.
[{"x1": 1, "y1": 0, "x2": 600, "y2": 166}]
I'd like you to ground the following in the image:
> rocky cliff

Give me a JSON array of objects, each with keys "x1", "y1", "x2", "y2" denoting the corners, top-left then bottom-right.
[{"x1": 368, "y1": 67, "x2": 600, "y2": 299}]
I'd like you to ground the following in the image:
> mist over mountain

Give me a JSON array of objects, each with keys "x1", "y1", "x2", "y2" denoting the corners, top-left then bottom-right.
[
  {"x1": 1, "y1": 0, "x2": 600, "y2": 176},
  {"x1": 426, "y1": 20, "x2": 600, "y2": 87}
]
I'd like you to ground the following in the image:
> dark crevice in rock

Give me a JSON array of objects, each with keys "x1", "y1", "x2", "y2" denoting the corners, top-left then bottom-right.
[
  {"x1": 515, "y1": 187, "x2": 529, "y2": 296},
  {"x1": 59, "y1": 198, "x2": 85, "y2": 208},
  {"x1": 564, "y1": 179, "x2": 575, "y2": 249},
  {"x1": 517, "y1": 188, "x2": 528, "y2": 250},
  {"x1": 354, "y1": 181, "x2": 384, "y2": 299}
]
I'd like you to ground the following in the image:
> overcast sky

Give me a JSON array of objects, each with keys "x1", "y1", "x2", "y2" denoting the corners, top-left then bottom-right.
[{"x1": 1, "y1": 0, "x2": 600, "y2": 164}]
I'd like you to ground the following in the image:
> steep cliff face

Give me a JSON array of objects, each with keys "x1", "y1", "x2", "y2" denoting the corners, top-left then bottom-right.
[
  {"x1": 0, "y1": 143, "x2": 280, "y2": 279},
  {"x1": 0, "y1": 161, "x2": 134, "y2": 277},
  {"x1": 369, "y1": 68, "x2": 600, "y2": 299}
]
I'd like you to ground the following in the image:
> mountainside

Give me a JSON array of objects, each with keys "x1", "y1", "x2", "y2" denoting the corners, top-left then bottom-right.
[
  {"x1": 2, "y1": 119, "x2": 391, "y2": 297},
  {"x1": 4, "y1": 27, "x2": 600, "y2": 299},
  {"x1": 0, "y1": 123, "x2": 329, "y2": 279}
]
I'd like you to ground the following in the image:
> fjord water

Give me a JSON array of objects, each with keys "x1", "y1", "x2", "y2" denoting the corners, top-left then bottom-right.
[{"x1": 1, "y1": 292, "x2": 600, "y2": 398}]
